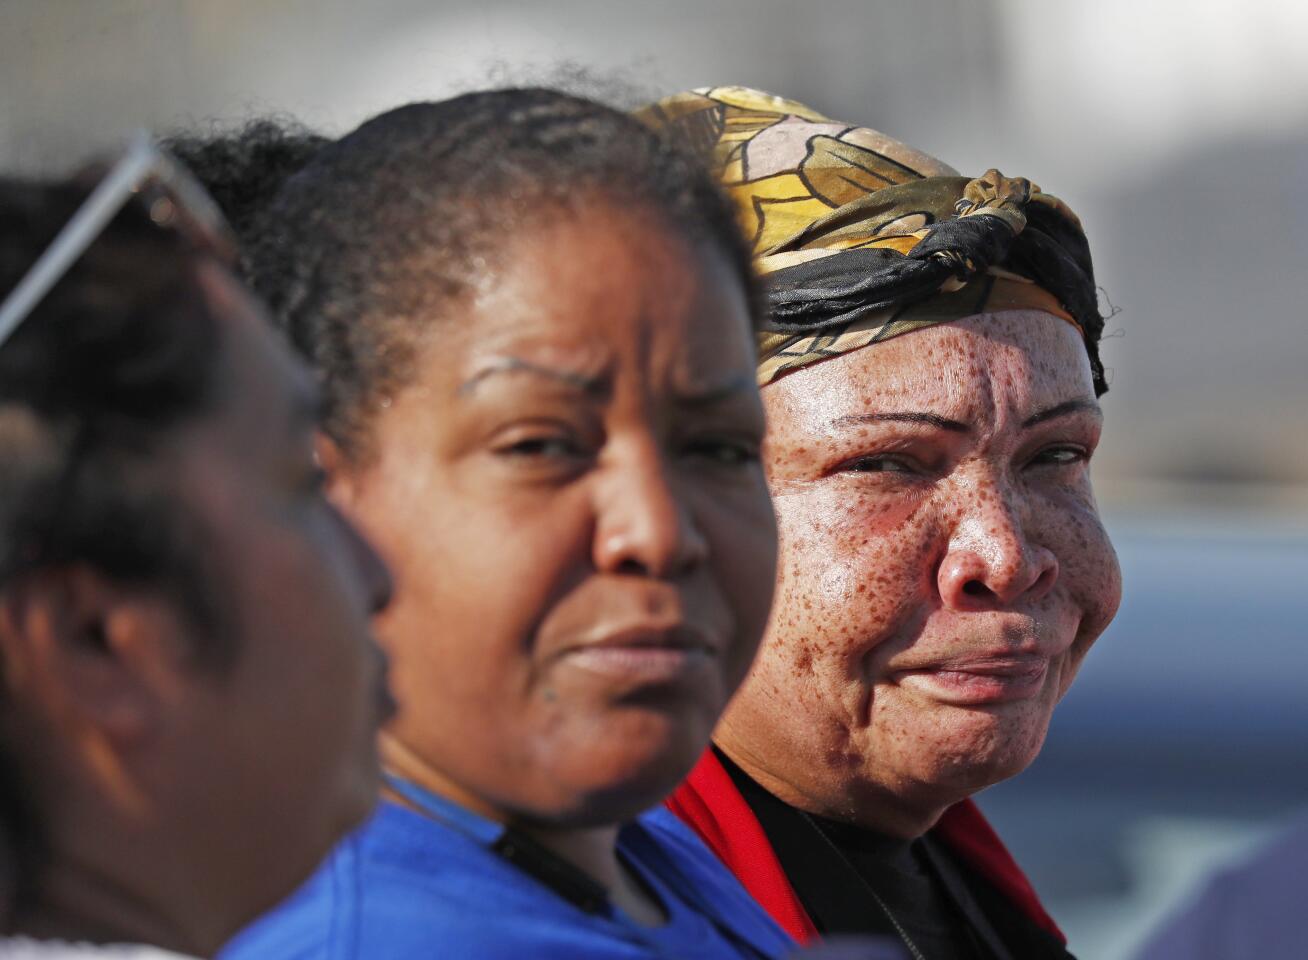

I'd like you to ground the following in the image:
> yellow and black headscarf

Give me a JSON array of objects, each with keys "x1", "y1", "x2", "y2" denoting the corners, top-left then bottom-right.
[{"x1": 637, "y1": 87, "x2": 1107, "y2": 393}]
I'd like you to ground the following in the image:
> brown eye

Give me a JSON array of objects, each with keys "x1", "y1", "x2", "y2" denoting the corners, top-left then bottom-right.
[
  {"x1": 1029, "y1": 445, "x2": 1088, "y2": 468},
  {"x1": 501, "y1": 436, "x2": 582, "y2": 458},
  {"x1": 684, "y1": 437, "x2": 760, "y2": 466},
  {"x1": 842, "y1": 455, "x2": 917, "y2": 475}
]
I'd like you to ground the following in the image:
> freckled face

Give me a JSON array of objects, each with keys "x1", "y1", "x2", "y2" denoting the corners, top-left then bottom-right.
[{"x1": 716, "y1": 310, "x2": 1122, "y2": 829}]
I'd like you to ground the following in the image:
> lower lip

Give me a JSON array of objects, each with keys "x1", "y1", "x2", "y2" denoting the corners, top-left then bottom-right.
[
  {"x1": 561, "y1": 645, "x2": 714, "y2": 685},
  {"x1": 896, "y1": 661, "x2": 1050, "y2": 705}
]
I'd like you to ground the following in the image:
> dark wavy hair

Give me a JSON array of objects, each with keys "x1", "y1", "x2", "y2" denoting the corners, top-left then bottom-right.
[
  {"x1": 222, "y1": 90, "x2": 761, "y2": 461},
  {"x1": 163, "y1": 118, "x2": 328, "y2": 277},
  {"x1": 0, "y1": 179, "x2": 224, "y2": 610},
  {"x1": 0, "y1": 177, "x2": 229, "y2": 914}
]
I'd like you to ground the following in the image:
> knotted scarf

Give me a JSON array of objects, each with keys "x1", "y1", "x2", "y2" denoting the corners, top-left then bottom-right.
[{"x1": 637, "y1": 86, "x2": 1106, "y2": 392}]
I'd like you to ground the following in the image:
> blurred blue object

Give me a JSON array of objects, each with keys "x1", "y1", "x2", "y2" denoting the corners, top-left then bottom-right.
[
  {"x1": 1128, "y1": 812, "x2": 1308, "y2": 959},
  {"x1": 978, "y1": 511, "x2": 1308, "y2": 959}
]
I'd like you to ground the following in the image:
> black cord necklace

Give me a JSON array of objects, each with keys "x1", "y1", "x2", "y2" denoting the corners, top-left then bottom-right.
[
  {"x1": 796, "y1": 809, "x2": 929, "y2": 960},
  {"x1": 383, "y1": 773, "x2": 779, "y2": 960}
]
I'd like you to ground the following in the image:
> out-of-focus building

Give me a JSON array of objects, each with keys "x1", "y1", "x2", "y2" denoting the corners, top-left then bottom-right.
[
  {"x1": 3, "y1": 0, "x2": 1306, "y2": 513},
  {"x1": 3, "y1": 3, "x2": 1306, "y2": 957}
]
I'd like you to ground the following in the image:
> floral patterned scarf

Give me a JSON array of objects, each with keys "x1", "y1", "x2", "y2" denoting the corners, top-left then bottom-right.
[{"x1": 637, "y1": 86, "x2": 1106, "y2": 392}]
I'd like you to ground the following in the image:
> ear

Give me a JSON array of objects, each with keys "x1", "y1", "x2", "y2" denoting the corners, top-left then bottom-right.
[
  {"x1": 0, "y1": 567, "x2": 190, "y2": 745},
  {"x1": 314, "y1": 429, "x2": 359, "y2": 508}
]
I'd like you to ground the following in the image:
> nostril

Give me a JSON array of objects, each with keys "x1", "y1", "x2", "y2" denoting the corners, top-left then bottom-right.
[
  {"x1": 1031, "y1": 566, "x2": 1056, "y2": 597},
  {"x1": 962, "y1": 579, "x2": 991, "y2": 598},
  {"x1": 615, "y1": 557, "x2": 647, "y2": 577}
]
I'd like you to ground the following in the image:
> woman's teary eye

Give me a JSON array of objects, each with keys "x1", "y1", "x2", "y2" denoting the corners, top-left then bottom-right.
[
  {"x1": 840, "y1": 454, "x2": 918, "y2": 475},
  {"x1": 1029, "y1": 444, "x2": 1089, "y2": 468}
]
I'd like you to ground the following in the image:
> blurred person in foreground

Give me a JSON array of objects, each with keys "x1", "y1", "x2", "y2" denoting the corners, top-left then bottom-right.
[
  {"x1": 1130, "y1": 814, "x2": 1308, "y2": 957},
  {"x1": 640, "y1": 87, "x2": 1124, "y2": 960},
  {"x1": 0, "y1": 141, "x2": 393, "y2": 957},
  {"x1": 214, "y1": 89, "x2": 796, "y2": 959}
]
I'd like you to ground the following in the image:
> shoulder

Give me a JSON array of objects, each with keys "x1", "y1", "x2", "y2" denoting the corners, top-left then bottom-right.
[
  {"x1": 221, "y1": 802, "x2": 500, "y2": 959},
  {"x1": 221, "y1": 803, "x2": 650, "y2": 960},
  {"x1": 633, "y1": 807, "x2": 794, "y2": 954},
  {"x1": 638, "y1": 804, "x2": 729, "y2": 866}
]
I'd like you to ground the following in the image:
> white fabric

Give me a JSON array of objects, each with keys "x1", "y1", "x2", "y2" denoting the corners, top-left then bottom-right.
[{"x1": 0, "y1": 939, "x2": 194, "y2": 959}]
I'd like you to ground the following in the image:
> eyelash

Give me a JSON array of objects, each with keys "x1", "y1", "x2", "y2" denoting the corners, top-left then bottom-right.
[
  {"x1": 840, "y1": 454, "x2": 919, "y2": 476},
  {"x1": 1028, "y1": 444, "x2": 1089, "y2": 468},
  {"x1": 500, "y1": 435, "x2": 586, "y2": 459},
  {"x1": 495, "y1": 433, "x2": 760, "y2": 471},
  {"x1": 836, "y1": 444, "x2": 1091, "y2": 478},
  {"x1": 683, "y1": 437, "x2": 760, "y2": 466}
]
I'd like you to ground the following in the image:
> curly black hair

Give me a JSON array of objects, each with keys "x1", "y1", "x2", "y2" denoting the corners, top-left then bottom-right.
[
  {"x1": 0, "y1": 175, "x2": 236, "y2": 916},
  {"x1": 0, "y1": 178, "x2": 228, "y2": 640},
  {"x1": 163, "y1": 118, "x2": 328, "y2": 278},
  {"x1": 231, "y1": 89, "x2": 761, "y2": 461}
]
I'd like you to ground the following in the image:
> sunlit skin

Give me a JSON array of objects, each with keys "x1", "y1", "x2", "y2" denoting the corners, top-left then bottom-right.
[
  {"x1": 0, "y1": 263, "x2": 393, "y2": 956},
  {"x1": 325, "y1": 204, "x2": 777, "y2": 923},
  {"x1": 715, "y1": 310, "x2": 1123, "y2": 839}
]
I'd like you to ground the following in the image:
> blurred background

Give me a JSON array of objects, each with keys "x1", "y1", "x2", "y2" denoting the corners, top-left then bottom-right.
[{"x1": 2, "y1": 1, "x2": 1305, "y2": 955}]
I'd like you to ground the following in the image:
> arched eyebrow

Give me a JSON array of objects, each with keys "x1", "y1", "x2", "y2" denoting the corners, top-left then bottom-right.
[
  {"x1": 833, "y1": 412, "x2": 970, "y2": 433},
  {"x1": 1021, "y1": 398, "x2": 1101, "y2": 429},
  {"x1": 459, "y1": 357, "x2": 609, "y2": 396},
  {"x1": 674, "y1": 372, "x2": 757, "y2": 409},
  {"x1": 832, "y1": 400, "x2": 1101, "y2": 434}
]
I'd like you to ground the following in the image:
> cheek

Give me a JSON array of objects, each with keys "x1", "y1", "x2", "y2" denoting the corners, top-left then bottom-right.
[
  {"x1": 1040, "y1": 500, "x2": 1123, "y2": 640},
  {"x1": 351, "y1": 473, "x2": 592, "y2": 718},
  {"x1": 767, "y1": 485, "x2": 941, "y2": 675}
]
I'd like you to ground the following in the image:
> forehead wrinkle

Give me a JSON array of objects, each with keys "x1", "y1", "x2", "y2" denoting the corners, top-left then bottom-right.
[
  {"x1": 672, "y1": 371, "x2": 758, "y2": 408},
  {"x1": 458, "y1": 354, "x2": 611, "y2": 397}
]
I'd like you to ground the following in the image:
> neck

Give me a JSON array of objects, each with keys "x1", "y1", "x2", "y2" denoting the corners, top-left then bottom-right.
[
  {"x1": 14, "y1": 855, "x2": 206, "y2": 956},
  {"x1": 713, "y1": 733, "x2": 948, "y2": 840},
  {"x1": 15, "y1": 763, "x2": 239, "y2": 958},
  {"x1": 380, "y1": 734, "x2": 664, "y2": 926}
]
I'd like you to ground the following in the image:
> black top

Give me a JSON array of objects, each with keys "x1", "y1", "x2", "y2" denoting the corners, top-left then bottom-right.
[{"x1": 714, "y1": 748, "x2": 1076, "y2": 960}]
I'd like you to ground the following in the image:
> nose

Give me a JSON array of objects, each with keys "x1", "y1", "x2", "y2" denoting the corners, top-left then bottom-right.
[
  {"x1": 592, "y1": 446, "x2": 708, "y2": 579},
  {"x1": 937, "y1": 480, "x2": 1058, "y2": 610}
]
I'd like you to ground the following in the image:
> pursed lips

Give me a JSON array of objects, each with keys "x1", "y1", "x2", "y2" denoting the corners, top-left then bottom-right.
[
  {"x1": 559, "y1": 621, "x2": 721, "y2": 658},
  {"x1": 889, "y1": 653, "x2": 1053, "y2": 705},
  {"x1": 550, "y1": 622, "x2": 722, "y2": 684}
]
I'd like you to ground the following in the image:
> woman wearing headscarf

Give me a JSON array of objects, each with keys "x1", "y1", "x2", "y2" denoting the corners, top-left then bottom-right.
[{"x1": 639, "y1": 87, "x2": 1123, "y2": 960}]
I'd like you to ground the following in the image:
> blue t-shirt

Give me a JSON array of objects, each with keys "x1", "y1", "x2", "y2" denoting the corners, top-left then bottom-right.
[{"x1": 221, "y1": 797, "x2": 795, "y2": 960}]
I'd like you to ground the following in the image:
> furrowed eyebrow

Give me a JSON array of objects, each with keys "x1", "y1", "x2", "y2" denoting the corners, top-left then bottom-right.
[
  {"x1": 674, "y1": 373, "x2": 757, "y2": 408},
  {"x1": 1021, "y1": 398, "x2": 1101, "y2": 429},
  {"x1": 832, "y1": 412, "x2": 970, "y2": 433},
  {"x1": 459, "y1": 357, "x2": 608, "y2": 396}
]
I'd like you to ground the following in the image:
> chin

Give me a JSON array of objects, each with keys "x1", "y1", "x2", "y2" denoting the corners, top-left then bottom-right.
[
  {"x1": 543, "y1": 709, "x2": 713, "y2": 825},
  {"x1": 925, "y1": 707, "x2": 1053, "y2": 794}
]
